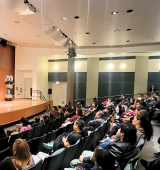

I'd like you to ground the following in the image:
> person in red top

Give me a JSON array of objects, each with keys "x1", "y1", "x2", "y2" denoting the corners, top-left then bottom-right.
[
  {"x1": 102, "y1": 98, "x2": 108, "y2": 105},
  {"x1": 64, "y1": 108, "x2": 83, "y2": 124}
]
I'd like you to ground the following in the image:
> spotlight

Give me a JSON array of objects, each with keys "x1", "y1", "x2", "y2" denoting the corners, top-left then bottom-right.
[
  {"x1": 24, "y1": 0, "x2": 29, "y2": 4},
  {"x1": 24, "y1": 0, "x2": 36, "y2": 13},
  {"x1": 57, "y1": 28, "x2": 60, "y2": 31},
  {"x1": 61, "y1": 33, "x2": 64, "y2": 37},
  {"x1": 69, "y1": 40, "x2": 72, "y2": 43}
]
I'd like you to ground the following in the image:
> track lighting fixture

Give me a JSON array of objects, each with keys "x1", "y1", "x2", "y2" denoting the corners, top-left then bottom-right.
[
  {"x1": 24, "y1": 0, "x2": 36, "y2": 13},
  {"x1": 64, "y1": 42, "x2": 77, "y2": 59}
]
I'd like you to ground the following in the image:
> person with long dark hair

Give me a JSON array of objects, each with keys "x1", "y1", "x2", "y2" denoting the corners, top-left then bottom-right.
[{"x1": 43, "y1": 119, "x2": 88, "y2": 151}]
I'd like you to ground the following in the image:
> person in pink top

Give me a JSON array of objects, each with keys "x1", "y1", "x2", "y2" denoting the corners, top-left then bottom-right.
[{"x1": 20, "y1": 117, "x2": 31, "y2": 132}]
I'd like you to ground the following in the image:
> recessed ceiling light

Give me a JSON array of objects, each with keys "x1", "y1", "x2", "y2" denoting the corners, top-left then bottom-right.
[
  {"x1": 126, "y1": 29, "x2": 131, "y2": 31},
  {"x1": 57, "y1": 28, "x2": 60, "y2": 31},
  {"x1": 54, "y1": 65, "x2": 58, "y2": 69},
  {"x1": 111, "y1": 12, "x2": 118, "y2": 15},
  {"x1": 14, "y1": 21, "x2": 20, "y2": 24},
  {"x1": 126, "y1": 40, "x2": 130, "y2": 42},
  {"x1": 108, "y1": 64, "x2": 114, "y2": 69},
  {"x1": 115, "y1": 30, "x2": 120, "y2": 32},
  {"x1": 117, "y1": 41, "x2": 121, "y2": 43},
  {"x1": 84, "y1": 43, "x2": 87, "y2": 44},
  {"x1": 126, "y1": 9, "x2": 133, "y2": 13},
  {"x1": 154, "y1": 38, "x2": 158, "y2": 41},
  {"x1": 61, "y1": 17, "x2": 68, "y2": 20},
  {"x1": 74, "y1": 16, "x2": 80, "y2": 19},
  {"x1": 93, "y1": 43, "x2": 96, "y2": 44},
  {"x1": 69, "y1": 40, "x2": 72, "y2": 43},
  {"x1": 37, "y1": 35, "x2": 41, "y2": 37},
  {"x1": 76, "y1": 33, "x2": 80, "y2": 35},
  {"x1": 121, "y1": 64, "x2": 126, "y2": 68},
  {"x1": 86, "y1": 32, "x2": 90, "y2": 34}
]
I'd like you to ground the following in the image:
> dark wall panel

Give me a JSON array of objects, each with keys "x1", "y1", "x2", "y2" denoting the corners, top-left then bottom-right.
[
  {"x1": 147, "y1": 72, "x2": 160, "y2": 91},
  {"x1": 48, "y1": 72, "x2": 67, "y2": 82},
  {"x1": 98, "y1": 72, "x2": 135, "y2": 103},
  {"x1": 74, "y1": 72, "x2": 87, "y2": 105}
]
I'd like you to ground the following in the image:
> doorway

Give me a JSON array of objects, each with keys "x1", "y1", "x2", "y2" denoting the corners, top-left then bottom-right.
[{"x1": 25, "y1": 78, "x2": 32, "y2": 99}]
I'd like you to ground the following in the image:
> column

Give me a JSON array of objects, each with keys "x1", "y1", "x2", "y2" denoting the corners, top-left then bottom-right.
[
  {"x1": 134, "y1": 56, "x2": 149, "y2": 97},
  {"x1": 86, "y1": 58, "x2": 99, "y2": 105},
  {"x1": 67, "y1": 57, "x2": 74, "y2": 105}
]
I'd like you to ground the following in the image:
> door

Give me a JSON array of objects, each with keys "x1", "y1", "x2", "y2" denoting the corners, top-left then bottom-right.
[{"x1": 25, "y1": 78, "x2": 32, "y2": 99}]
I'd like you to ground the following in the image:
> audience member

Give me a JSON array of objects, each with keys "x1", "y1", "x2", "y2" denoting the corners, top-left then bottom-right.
[
  {"x1": 54, "y1": 110, "x2": 61, "y2": 119},
  {"x1": 64, "y1": 108, "x2": 71, "y2": 116},
  {"x1": 43, "y1": 119, "x2": 88, "y2": 151},
  {"x1": 74, "y1": 147, "x2": 120, "y2": 170},
  {"x1": 72, "y1": 123, "x2": 137, "y2": 169},
  {"x1": 58, "y1": 108, "x2": 64, "y2": 117},
  {"x1": 0, "y1": 139, "x2": 40, "y2": 170},
  {"x1": 88, "y1": 102, "x2": 97, "y2": 111},
  {"x1": 87, "y1": 111, "x2": 104, "y2": 131},
  {"x1": 31, "y1": 116, "x2": 41, "y2": 128}
]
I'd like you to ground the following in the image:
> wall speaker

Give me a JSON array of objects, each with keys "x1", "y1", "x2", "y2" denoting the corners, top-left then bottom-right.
[{"x1": 48, "y1": 89, "x2": 52, "y2": 94}]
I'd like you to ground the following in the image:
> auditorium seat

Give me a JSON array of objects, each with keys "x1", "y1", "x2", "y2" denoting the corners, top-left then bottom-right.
[
  {"x1": 50, "y1": 120, "x2": 58, "y2": 131},
  {"x1": 127, "y1": 148, "x2": 141, "y2": 170},
  {"x1": 26, "y1": 160, "x2": 43, "y2": 170},
  {"x1": 60, "y1": 139, "x2": 81, "y2": 170},
  {"x1": 30, "y1": 134, "x2": 47, "y2": 155},
  {"x1": 48, "y1": 121, "x2": 56, "y2": 132},
  {"x1": 0, "y1": 136, "x2": 9, "y2": 151},
  {"x1": 45, "y1": 129, "x2": 59, "y2": 143},
  {"x1": 0, "y1": 147, "x2": 12, "y2": 162},
  {"x1": 74, "y1": 135, "x2": 90, "y2": 159},
  {"x1": 32, "y1": 125, "x2": 43, "y2": 138},
  {"x1": 23, "y1": 128, "x2": 34, "y2": 141},
  {"x1": 27, "y1": 139, "x2": 32, "y2": 148},
  {"x1": 9, "y1": 132, "x2": 23, "y2": 147},
  {"x1": 124, "y1": 163, "x2": 133, "y2": 170},
  {"x1": 41, "y1": 148, "x2": 66, "y2": 170},
  {"x1": 136, "y1": 138, "x2": 145, "y2": 150},
  {"x1": 41, "y1": 123, "x2": 50, "y2": 135},
  {"x1": 85, "y1": 130, "x2": 95, "y2": 150}
]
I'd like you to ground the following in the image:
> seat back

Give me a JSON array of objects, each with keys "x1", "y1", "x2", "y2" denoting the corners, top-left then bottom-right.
[
  {"x1": 9, "y1": 132, "x2": 23, "y2": 147},
  {"x1": 124, "y1": 163, "x2": 133, "y2": 170},
  {"x1": 60, "y1": 139, "x2": 81, "y2": 170},
  {"x1": 85, "y1": 130, "x2": 96, "y2": 150},
  {"x1": 0, "y1": 147, "x2": 12, "y2": 162},
  {"x1": 23, "y1": 128, "x2": 34, "y2": 141},
  {"x1": 136, "y1": 138, "x2": 145, "y2": 150},
  {"x1": 41, "y1": 123, "x2": 50, "y2": 135},
  {"x1": 91, "y1": 125, "x2": 104, "y2": 150},
  {"x1": 0, "y1": 136, "x2": 9, "y2": 151},
  {"x1": 74, "y1": 135, "x2": 90, "y2": 159},
  {"x1": 41, "y1": 148, "x2": 66, "y2": 170},
  {"x1": 25, "y1": 160, "x2": 43, "y2": 170},
  {"x1": 48, "y1": 121, "x2": 56, "y2": 132},
  {"x1": 32, "y1": 125, "x2": 43, "y2": 138},
  {"x1": 128, "y1": 148, "x2": 141, "y2": 168},
  {"x1": 30, "y1": 134, "x2": 47, "y2": 155},
  {"x1": 63, "y1": 123, "x2": 73, "y2": 133}
]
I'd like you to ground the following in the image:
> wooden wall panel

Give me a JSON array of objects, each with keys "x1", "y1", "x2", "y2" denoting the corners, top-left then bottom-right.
[{"x1": 0, "y1": 45, "x2": 15, "y2": 100}]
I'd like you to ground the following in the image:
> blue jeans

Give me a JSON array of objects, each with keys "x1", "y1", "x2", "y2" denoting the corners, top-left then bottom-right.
[{"x1": 100, "y1": 138, "x2": 110, "y2": 148}]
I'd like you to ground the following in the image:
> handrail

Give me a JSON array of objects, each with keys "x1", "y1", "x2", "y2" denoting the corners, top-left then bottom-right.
[{"x1": 31, "y1": 90, "x2": 47, "y2": 101}]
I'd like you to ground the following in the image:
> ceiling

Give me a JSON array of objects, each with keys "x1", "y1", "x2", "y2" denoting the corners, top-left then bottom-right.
[{"x1": 0, "y1": 0, "x2": 160, "y2": 55}]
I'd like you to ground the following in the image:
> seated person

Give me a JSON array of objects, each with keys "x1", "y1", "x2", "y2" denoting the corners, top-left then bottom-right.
[
  {"x1": 65, "y1": 101, "x2": 71, "y2": 108},
  {"x1": 88, "y1": 102, "x2": 97, "y2": 111},
  {"x1": 31, "y1": 116, "x2": 41, "y2": 127},
  {"x1": 48, "y1": 112, "x2": 55, "y2": 122},
  {"x1": 58, "y1": 108, "x2": 64, "y2": 117},
  {"x1": 0, "y1": 139, "x2": 40, "y2": 170},
  {"x1": 0, "y1": 125, "x2": 7, "y2": 139},
  {"x1": 100, "y1": 110, "x2": 153, "y2": 148},
  {"x1": 53, "y1": 106, "x2": 58, "y2": 112},
  {"x1": 54, "y1": 110, "x2": 61, "y2": 119},
  {"x1": 41, "y1": 114, "x2": 49, "y2": 123},
  {"x1": 71, "y1": 123, "x2": 137, "y2": 170},
  {"x1": 102, "y1": 98, "x2": 108, "y2": 105},
  {"x1": 74, "y1": 147, "x2": 120, "y2": 170},
  {"x1": 87, "y1": 111, "x2": 105, "y2": 131},
  {"x1": 43, "y1": 119, "x2": 88, "y2": 151},
  {"x1": 63, "y1": 108, "x2": 83, "y2": 125},
  {"x1": 105, "y1": 98, "x2": 114, "y2": 108},
  {"x1": 7, "y1": 117, "x2": 31, "y2": 136},
  {"x1": 64, "y1": 107, "x2": 72, "y2": 116}
]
